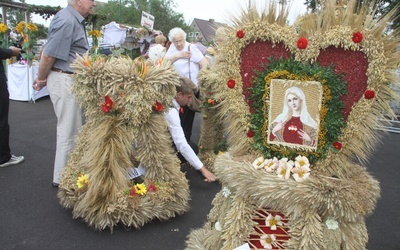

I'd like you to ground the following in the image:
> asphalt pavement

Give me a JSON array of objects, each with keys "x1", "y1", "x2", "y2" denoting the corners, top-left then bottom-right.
[{"x1": 0, "y1": 97, "x2": 399, "y2": 250}]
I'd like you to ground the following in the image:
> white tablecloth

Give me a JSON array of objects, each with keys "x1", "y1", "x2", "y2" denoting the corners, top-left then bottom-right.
[{"x1": 7, "y1": 63, "x2": 49, "y2": 101}]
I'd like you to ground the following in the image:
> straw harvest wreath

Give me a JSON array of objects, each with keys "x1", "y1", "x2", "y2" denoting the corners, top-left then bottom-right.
[
  {"x1": 187, "y1": 1, "x2": 399, "y2": 249},
  {"x1": 57, "y1": 56, "x2": 190, "y2": 230}
]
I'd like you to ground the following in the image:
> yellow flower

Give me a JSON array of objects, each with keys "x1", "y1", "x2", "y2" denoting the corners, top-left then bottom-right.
[
  {"x1": 0, "y1": 23, "x2": 8, "y2": 33},
  {"x1": 26, "y1": 23, "x2": 38, "y2": 32},
  {"x1": 77, "y1": 174, "x2": 90, "y2": 189},
  {"x1": 134, "y1": 183, "x2": 147, "y2": 196},
  {"x1": 88, "y1": 30, "x2": 101, "y2": 38},
  {"x1": 16, "y1": 21, "x2": 25, "y2": 34}
]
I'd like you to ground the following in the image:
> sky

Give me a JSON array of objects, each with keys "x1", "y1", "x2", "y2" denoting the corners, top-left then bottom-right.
[{"x1": 18, "y1": 0, "x2": 307, "y2": 26}]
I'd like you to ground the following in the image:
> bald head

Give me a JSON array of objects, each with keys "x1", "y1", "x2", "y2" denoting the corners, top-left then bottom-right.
[{"x1": 69, "y1": 0, "x2": 96, "y2": 17}]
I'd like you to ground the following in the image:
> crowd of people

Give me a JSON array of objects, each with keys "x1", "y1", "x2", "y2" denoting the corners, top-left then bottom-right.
[{"x1": 2, "y1": 0, "x2": 219, "y2": 184}]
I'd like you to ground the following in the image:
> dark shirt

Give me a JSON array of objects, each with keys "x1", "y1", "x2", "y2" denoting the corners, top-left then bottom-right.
[{"x1": 0, "y1": 48, "x2": 13, "y2": 76}]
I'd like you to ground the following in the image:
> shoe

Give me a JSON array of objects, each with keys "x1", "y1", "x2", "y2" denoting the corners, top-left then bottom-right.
[
  {"x1": 0, "y1": 155, "x2": 24, "y2": 168},
  {"x1": 52, "y1": 182, "x2": 59, "y2": 188}
]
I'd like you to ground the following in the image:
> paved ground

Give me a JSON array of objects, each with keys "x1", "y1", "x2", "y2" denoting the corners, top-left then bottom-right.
[{"x1": 0, "y1": 97, "x2": 399, "y2": 250}]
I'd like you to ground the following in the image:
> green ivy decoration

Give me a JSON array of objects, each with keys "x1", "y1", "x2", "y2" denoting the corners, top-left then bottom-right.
[{"x1": 248, "y1": 57, "x2": 347, "y2": 164}]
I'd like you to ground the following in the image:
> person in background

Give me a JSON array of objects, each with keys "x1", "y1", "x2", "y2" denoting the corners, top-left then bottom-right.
[
  {"x1": 148, "y1": 34, "x2": 167, "y2": 61},
  {"x1": 193, "y1": 35, "x2": 207, "y2": 56},
  {"x1": 32, "y1": 0, "x2": 96, "y2": 187},
  {"x1": 0, "y1": 46, "x2": 24, "y2": 168},
  {"x1": 9, "y1": 28, "x2": 18, "y2": 42},
  {"x1": 165, "y1": 77, "x2": 217, "y2": 182},
  {"x1": 164, "y1": 27, "x2": 208, "y2": 142}
]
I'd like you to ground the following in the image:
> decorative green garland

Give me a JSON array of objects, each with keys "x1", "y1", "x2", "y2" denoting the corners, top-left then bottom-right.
[{"x1": 248, "y1": 57, "x2": 348, "y2": 163}]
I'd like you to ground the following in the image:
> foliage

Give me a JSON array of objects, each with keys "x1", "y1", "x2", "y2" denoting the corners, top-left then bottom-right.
[
  {"x1": 16, "y1": 21, "x2": 38, "y2": 60},
  {"x1": 248, "y1": 57, "x2": 347, "y2": 164},
  {"x1": 0, "y1": 23, "x2": 9, "y2": 48},
  {"x1": 94, "y1": 0, "x2": 190, "y2": 37}
]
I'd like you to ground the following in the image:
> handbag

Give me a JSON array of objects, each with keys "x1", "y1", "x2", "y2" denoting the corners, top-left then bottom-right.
[{"x1": 186, "y1": 44, "x2": 203, "y2": 112}]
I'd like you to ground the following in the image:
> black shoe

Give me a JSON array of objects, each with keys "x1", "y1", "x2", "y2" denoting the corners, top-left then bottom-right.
[{"x1": 52, "y1": 182, "x2": 59, "y2": 188}]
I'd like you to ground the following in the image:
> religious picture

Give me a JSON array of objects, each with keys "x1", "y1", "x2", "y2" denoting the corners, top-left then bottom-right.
[{"x1": 267, "y1": 80, "x2": 322, "y2": 150}]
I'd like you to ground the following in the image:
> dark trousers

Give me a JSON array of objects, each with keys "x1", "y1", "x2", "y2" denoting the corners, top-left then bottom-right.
[{"x1": 0, "y1": 74, "x2": 11, "y2": 164}]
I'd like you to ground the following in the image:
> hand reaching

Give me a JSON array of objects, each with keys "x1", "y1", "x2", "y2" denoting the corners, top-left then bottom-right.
[{"x1": 199, "y1": 166, "x2": 218, "y2": 182}]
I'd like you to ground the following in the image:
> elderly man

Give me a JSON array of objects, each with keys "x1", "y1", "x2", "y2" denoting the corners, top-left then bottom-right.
[{"x1": 33, "y1": 0, "x2": 96, "y2": 187}]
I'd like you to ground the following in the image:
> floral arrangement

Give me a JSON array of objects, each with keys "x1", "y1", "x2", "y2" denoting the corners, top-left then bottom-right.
[
  {"x1": 248, "y1": 58, "x2": 347, "y2": 164},
  {"x1": 252, "y1": 155, "x2": 311, "y2": 182},
  {"x1": 57, "y1": 54, "x2": 191, "y2": 230},
  {"x1": 88, "y1": 29, "x2": 101, "y2": 54},
  {"x1": 186, "y1": 1, "x2": 398, "y2": 249},
  {"x1": 15, "y1": 21, "x2": 38, "y2": 61},
  {"x1": 127, "y1": 178, "x2": 159, "y2": 197},
  {"x1": 0, "y1": 23, "x2": 9, "y2": 48}
]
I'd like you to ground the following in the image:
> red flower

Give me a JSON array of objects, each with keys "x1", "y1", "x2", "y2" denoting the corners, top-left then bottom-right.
[
  {"x1": 147, "y1": 182, "x2": 157, "y2": 192},
  {"x1": 101, "y1": 96, "x2": 113, "y2": 113},
  {"x1": 352, "y1": 32, "x2": 363, "y2": 43},
  {"x1": 152, "y1": 101, "x2": 163, "y2": 112},
  {"x1": 297, "y1": 37, "x2": 308, "y2": 49},
  {"x1": 179, "y1": 107, "x2": 184, "y2": 114},
  {"x1": 364, "y1": 89, "x2": 375, "y2": 99},
  {"x1": 236, "y1": 30, "x2": 245, "y2": 39},
  {"x1": 247, "y1": 130, "x2": 255, "y2": 138},
  {"x1": 333, "y1": 141, "x2": 342, "y2": 150},
  {"x1": 227, "y1": 79, "x2": 236, "y2": 89},
  {"x1": 129, "y1": 188, "x2": 136, "y2": 197}
]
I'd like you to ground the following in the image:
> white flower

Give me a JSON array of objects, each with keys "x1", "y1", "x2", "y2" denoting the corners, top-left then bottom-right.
[
  {"x1": 291, "y1": 164, "x2": 311, "y2": 182},
  {"x1": 214, "y1": 221, "x2": 222, "y2": 231},
  {"x1": 260, "y1": 234, "x2": 276, "y2": 249},
  {"x1": 265, "y1": 214, "x2": 283, "y2": 230},
  {"x1": 276, "y1": 158, "x2": 294, "y2": 179},
  {"x1": 325, "y1": 218, "x2": 339, "y2": 230},
  {"x1": 264, "y1": 157, "x2": 278, "y2": 173},
  {"x1": 252, "y1": 156, "x2": 265, "y2": 169},
  {"x1": 222, "y1": 186, "x2": 231, "y2": 197},
  {"x1": 294, "y1": 155, "x2": 310, "y2": 168}
]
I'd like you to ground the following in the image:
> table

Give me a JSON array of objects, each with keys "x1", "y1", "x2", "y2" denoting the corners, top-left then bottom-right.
[{"x1": 7, "y1": 63, "x2": 49, "y2": 102}]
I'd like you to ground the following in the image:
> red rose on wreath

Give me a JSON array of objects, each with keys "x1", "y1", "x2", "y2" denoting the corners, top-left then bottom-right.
[
  {"x1": 364, "y1": 89, "x2": 375, "y2": 99},
  {"x1": 333, "y1": 141, "x2": 342, "y2": 150},
  {"x1": 227, "y1": 79, "x2": 236, "y2": 89},
  {"x1": 352, "y1": 32, "x2": 363, "y2": 43},
  {"x1": 236, "y1": 30, "x2": 245, "y2": 39},
  {"x1": 297, "y1": 37, "x2": 308, "y2": 49},
  {"x1": 101, "y1": 96, "x2": 113, "y2": 113},
  {"x1": 152, "y1": 101, "x2": 163, "y2": 112},
  {"x1": 147, "y1": 182, "x2": 157, "y2": 192},
  {"x1": 247, "y1": 130, "x2": 255, "y2": 138}
]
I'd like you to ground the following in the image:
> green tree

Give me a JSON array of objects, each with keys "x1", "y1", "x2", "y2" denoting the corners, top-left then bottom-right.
[
  {"x1": 4, "y1": 0, "x2": 26, "y2": 28},
  {"x1": 94, "y1": 0, "x2": 190, "y2": 37}
]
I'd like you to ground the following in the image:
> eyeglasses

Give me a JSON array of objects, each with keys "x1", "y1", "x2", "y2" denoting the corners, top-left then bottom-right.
[{"x1": 173, "y1": 39, "x2": 184, "y2": 45}]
